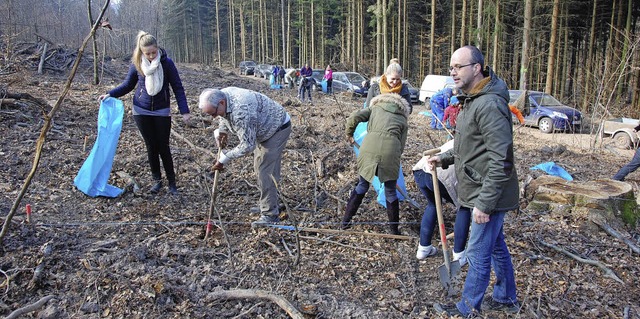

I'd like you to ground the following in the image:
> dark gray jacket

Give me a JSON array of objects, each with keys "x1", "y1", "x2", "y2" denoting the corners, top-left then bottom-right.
[{"x1": 440, "y1": 67, "x2": 519, "y2": 214}]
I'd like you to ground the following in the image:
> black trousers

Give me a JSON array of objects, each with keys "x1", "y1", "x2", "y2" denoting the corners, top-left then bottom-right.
[{"x1": 133, "y1": 115, "x2": 176, "y2": 185}]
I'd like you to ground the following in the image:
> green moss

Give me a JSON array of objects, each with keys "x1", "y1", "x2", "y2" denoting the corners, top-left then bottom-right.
[{"x1": 620, "y1": 196, "x2": 639, "y2": 226}]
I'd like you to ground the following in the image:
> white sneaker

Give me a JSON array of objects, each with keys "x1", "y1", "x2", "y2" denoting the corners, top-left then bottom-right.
[
  {"x1": 416, "y1": 245, "x2": 437, "y2": 260},
  {"x1": 453, "y1": 250, "x2": 467, "y2": 266}
]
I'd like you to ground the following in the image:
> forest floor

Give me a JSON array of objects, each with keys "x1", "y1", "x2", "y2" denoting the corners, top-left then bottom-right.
[{"x1": 1, "y1": 58, "x2": 639, "y2": 319}]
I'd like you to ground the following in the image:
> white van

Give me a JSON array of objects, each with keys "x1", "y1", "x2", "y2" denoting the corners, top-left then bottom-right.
[{"x1": 419, "y1": 75, "x2": 455, "y2": 104}]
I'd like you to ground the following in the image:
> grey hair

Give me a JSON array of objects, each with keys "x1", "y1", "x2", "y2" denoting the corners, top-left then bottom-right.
[
  {"x1": 199, "y1": 88, "x2": 227, "y2": 109},
  {"x1": 385, "y1": 62, "x2": 403, "y2": 77}
]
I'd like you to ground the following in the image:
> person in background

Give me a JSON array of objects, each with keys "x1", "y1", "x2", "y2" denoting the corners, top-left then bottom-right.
[
  {"x1": 443, "y1": 96, "x2": 461, "y2": 130},
  {"x1": 429, "y1": 87, "x2": 455, "y2": 129},
  {"x1": 323, "y1": 64, "x2": 333, "y2": 94},
  {"x1": 342, "y1": 64, "x2": 411, "y2": 235},
  {"x1": 412, "y1": 140, "x2": 470, "y2": 265},
  {"x1": 278, "y1": 66, "x2": 286, "y2": 86},
  {"x1": 198, "y1": 87, "x2": 292, "y2": 227},
  {"x1": 431, "y1": 45, "x2": 520, "y2": 317},
  {"x1": 366, "y1": 59, "x2": 412, "y2": 113},
  {"x1": 298, "y1": 63, "x2": 314, "y2": 103},
  {"x1": 272, "y1": 65, "x2": 280, "y2": 85},
  {"x1": 612, "y1": 123, "x2": 640, "y2": 181},
  {"x1": 99, "y1": 31, "x2": 190, "y2": 196},
  {"x1": 285, "y1": 68, "x2": 298, "y2": 89}
]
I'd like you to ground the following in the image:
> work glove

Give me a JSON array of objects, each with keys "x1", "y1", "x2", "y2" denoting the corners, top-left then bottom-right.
[
  {"x1": 214, "y1": 129, "x2": 228, "y2": 148},
  {"x1": 212, "y1": 161, "x2": 224, "y2": 171}
]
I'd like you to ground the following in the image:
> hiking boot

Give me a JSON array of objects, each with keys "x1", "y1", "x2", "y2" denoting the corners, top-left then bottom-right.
[
  {"x1": 482, "y1": 298, "x2": 521, "y2": 314},
  {"x1": 251, "y1": 214, "x2": 280, "y2": 228},
  {"x1": 168, "y1": 184, "x2": 179, "y2": 196},
  {"x1": 453, "y1": 250, "x2": 467, "y2": 266},
  {"x1": 149, "y1": 181, "x2": 162, "y2": 194},
  {"x1": 433, "y1": 303, "x2": 475, "y2": 318},
  {"x1": 416, "y1": 244, "x2": 437, "y2": 260},
  {"x1": 386, "y1": 200, "x2": 400, "y2": 235},
  {"x1": 341, "y1": 191, "x2": 365, "y2": 230}
]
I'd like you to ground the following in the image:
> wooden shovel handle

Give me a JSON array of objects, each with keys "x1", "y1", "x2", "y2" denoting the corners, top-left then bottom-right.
[{"x1": 429, "y1": 149, "x2": 452, "y2": 271}]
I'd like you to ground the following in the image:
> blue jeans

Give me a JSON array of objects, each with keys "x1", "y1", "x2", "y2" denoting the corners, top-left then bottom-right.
[
  {"x1": 456, "y1": 211, "x2": 517, "y2": 315},
  {"x1": 613, "y1": 148, "x2": 640, "y2": 180},
  {"x1": 413, "y1": 170, "x2": 471, "y2": 252}
]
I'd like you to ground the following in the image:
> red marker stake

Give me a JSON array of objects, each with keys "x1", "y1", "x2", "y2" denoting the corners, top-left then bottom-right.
[
  {"x1": 26, "y1": 204, "x2": 32, "y2": 223},
  {"x1": 206, "y1": 220, "x2": 213, "y2": 238}
]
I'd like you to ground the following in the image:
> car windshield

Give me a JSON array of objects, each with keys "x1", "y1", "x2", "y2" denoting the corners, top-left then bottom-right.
[
  {"x1": 533, "y1": 94, "x2": 563, "y2": 106},
  {"x1": 403, "y1": 81, "x2": 415, "y2": 89},
  {"x1": 345, "y1": 73, "x2": 366, "y2": 84},
  {"x1": 334, "y1": 73, "x2": 348, "y2": 82},
  {"x1": 246, "y1": 61, "x2": 256, "y2": 66}
]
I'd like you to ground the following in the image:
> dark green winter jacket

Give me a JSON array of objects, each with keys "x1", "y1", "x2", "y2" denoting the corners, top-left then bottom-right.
[
  {"x1": 345, "y1": 93, "x2": 410, "y2": 183},
  {"x1": 440, "y1": 67, "x2": 519, "y2": 214}
]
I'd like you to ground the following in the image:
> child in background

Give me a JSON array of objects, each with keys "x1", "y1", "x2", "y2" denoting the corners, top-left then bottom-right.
[{"x1": 443, "y1": 96, "x2": 461, "y2": 130}]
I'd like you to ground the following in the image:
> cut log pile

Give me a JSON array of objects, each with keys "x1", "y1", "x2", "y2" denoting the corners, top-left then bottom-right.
[{"x1": 0, "y1": 40, "x2": 119, "y2": 77}]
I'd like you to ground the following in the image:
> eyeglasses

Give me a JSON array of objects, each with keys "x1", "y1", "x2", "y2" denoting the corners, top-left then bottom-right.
[{"x1": 448, "y1": 63, "x2": 477, "y2": 72}]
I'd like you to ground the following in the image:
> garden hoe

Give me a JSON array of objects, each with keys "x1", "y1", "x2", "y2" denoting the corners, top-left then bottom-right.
[{"x1": 424, "y1": 148, "x2": 461, "y2": 295}]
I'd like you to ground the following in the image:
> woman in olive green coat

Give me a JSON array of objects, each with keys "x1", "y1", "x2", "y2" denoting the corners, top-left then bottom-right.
[{"x1": 342, "y1": 63, "x2": 410, "y2": 234}]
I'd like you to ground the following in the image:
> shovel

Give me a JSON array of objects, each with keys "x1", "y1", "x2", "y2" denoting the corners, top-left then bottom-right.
[{"x1": 424, "y1": 148, "x2": 461, "y2": 294}]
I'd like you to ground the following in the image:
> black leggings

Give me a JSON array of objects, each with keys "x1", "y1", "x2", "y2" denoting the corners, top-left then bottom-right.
[{"x1": 133, "y1": 115, "x2": 175, "y2": 184}]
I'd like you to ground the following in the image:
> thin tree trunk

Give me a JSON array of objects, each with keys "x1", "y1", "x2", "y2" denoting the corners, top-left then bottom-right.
[
  {"x1": 216, "y1": 0, "x2": 221, "y2": 67},
  {"x1": 311, "y1": 0, "x2": 315, "y2": 66},
  {"x1": 376, "y1": 0, "x2": 382, "y2": 75},
  {"x1": 429, "y1": 0, "x2": 435, "y2": 74},
  {"x1": 460, "y1": 0, "x2": 467, "y2": 47},
  {"x1": 451, "y1": 0, "x2": 456, "y2": 57},
  {"x1": 383, "y1": 0, "x2": 388, "y2": 67},
  {"x1": 519, "y1": 0, "x2": 532, "y2": 90},
  {"x1": 582, "y1": 0, "x2": 597, "y2": 108},
  {"x1": 544, "y1": 0, "x2": 560, "y2": 94},
  {"x1": 87, "y1": 0, "x2": 99, "y2": 85},
  {"x1": 491, "y1": 0, "x2": 499, "y2": 69},
  {"x1": 476, "y1": 0, "x2": 483, "y2": 50},
  {"x1": 281, "y1": 0, "x2": 285, "y2": 64}
]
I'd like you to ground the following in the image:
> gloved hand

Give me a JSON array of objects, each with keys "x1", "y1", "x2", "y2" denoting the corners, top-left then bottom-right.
[
  {"x1": 212, "y1": 161, "x2": 224, "y2": 171},
  {"x1": 347, "y1": 136, "x2": 355, "y2": 145},
  {"x1": 214, "y1": 129, "x2": 228, "y2": 148}
]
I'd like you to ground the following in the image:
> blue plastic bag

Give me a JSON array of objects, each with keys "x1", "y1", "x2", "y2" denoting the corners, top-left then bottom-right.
[
  {"x1": 530, "y1": 161, "x2": 573, "y2": 181},
  {"x1": 74, "y1": 98, "x2": 125, "y2": 197},
  {"x1": 352, "y1": 103, "x2": 408, "y2": 207}
]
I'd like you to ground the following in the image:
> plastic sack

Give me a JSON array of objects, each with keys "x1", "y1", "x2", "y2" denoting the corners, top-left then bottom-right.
[
  {"x1": 530, "y1": 161, "x2": 573, "y2": 181},
  {"x1": 352, "y1": 102, "x2": 408, "y2": 207},
  {"x1": 74, "y1": 97, "x2": 125, "y2": 197}
]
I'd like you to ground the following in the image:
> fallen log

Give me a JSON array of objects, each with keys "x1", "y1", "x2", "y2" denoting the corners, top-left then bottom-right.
[{"x1": 208, "y1": 289, "x2": 304, "y2": 319}]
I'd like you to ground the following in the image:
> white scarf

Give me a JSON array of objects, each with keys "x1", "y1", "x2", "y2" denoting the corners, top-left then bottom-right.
[{"x1": 141, "y1": 53, "x2": 164, "y2": 96}]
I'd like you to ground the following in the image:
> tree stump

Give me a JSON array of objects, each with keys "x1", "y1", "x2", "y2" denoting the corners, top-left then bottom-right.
[{"x1": 524, "y1": 175, "x2": 638, "y2": 227}]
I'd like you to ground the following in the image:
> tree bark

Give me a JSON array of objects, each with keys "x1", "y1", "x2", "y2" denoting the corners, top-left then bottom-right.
[{"x1": 544, "y1": 0, "x2": 560, "y2": 94}]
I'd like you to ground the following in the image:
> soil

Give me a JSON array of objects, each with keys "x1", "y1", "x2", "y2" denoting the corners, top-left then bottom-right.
[{"x1": 1, "y1": 59, "x2": 639, "y2": 319}]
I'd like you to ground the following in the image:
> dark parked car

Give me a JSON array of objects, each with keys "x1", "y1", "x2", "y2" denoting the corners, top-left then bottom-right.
[
  {"x1": 238, "y1": 60, "x2": 256, "y2": 75},
  {"x1": 509, "y1": 90, "x2": 582, "y2": 133},
  {"x1": 255, "y1": 64, "x2": 274, "y2": 78},
  {"x1": 403, "y1": 80, "x2": 419, "y2": 104},
  {"x1": 328, "y1": 71, "x2": 368, "y2": 96}
]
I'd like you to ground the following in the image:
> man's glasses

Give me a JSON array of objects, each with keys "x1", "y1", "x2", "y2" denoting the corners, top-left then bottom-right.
[{"x1": 448, "y1": 62, "x2": 477, "y2": 72}]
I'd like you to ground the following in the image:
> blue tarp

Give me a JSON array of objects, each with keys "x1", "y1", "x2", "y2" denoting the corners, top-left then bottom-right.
[
  {"x1": 530, "y1": 161, "x2": 573, "y2": 181},
  {"x1": 352, "y1": 103, "x2": 408, "y2": 207},
  {"x1": 74, "y1": 98, "x2": 125, "y2": 197}
]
